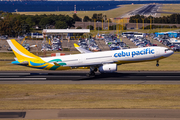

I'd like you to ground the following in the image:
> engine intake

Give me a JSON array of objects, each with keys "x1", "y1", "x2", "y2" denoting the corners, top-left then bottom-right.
[{"x1": 99, "y1": 64, "x2": 117, "y2": 73}]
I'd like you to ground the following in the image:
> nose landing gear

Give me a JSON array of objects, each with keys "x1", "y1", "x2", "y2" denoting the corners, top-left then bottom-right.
[{"x1": 156, "y1": 60, "x2": 159, "y2": 67}]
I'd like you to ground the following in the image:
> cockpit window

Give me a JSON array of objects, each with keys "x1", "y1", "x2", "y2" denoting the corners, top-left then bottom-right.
[{"x1": 165, "y1": 49, "x2": 170, "y2": 52}]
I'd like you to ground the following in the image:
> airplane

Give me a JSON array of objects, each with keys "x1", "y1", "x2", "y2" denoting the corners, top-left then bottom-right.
[{"x1": 7, "y1": 39, "x2": 173, "y2": 76}]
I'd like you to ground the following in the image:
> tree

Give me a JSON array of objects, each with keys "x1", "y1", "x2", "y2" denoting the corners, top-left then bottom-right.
[
  {"x1": 109, "y1": 25, "x2": 116, "y2": 30},
  {"x1": 76, "y1": 26, "x2": 82, "y2": 29},
  {"x1": 73, "y1": 14, "x2": 81, "y2": 21},
  {"x1": 92, "y1": 13, "x2": 103, "y2": 22},
  {"x1": 25, "y1": 17, "x2": 35, "y2": 27},
  {"x1": 87, "y1": 25, "x2": 94, "y2": 30},
  {"x1": 83, "y1": 16, "x2": 91, "y2": 22},
  {"x1": 92, "y1": 13, "x2": 98, "y2": 21},
  {"x1": 55, "y1": 21, "x2": 68, "y2": 29},
  {"x1": 96, "y1": 27, "x2": 102, "y2": 30},
  {"x1": 65, "y1": 15, "x2": 75, "y2": 28},
  {"x1": 0, "y1": 12, "x2": 76, "y2": 36},
  {"x1": 39, "y1": 17, "x2": 50, "y2": 28}
]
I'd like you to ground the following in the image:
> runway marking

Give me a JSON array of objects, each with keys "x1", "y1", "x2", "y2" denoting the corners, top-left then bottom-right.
[
  {"x1": 45, "y1": 76, "x2": 84, "y2": 77},
  {"x1": 147, "y1": 76, "x2": 180, "y2": 77},
  {"x1": 0, "y1": 76, "x2": 21, "y2": 77},
  {"x1": 0, "y1": 78, "x2": 46, "y2": 80},
  {"x1": 0, "y1": 73, "x2": 30, "y2": 75}
]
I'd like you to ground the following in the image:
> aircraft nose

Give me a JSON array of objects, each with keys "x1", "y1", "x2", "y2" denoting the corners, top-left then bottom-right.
[
  {"x1": 170, "y1": 50, "x2": 174, "y2": 55},
  {"x1": 165, "y1": 50, "x2": 174, "y2": 57}
]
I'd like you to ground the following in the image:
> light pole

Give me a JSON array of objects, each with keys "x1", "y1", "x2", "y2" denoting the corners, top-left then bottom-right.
[
  {"x1": 141, "y1": 18, "x2": 144, "y2": 30},
  {"x1": 94, "y1": 19, "x2": 96, "y2": 31},
  {"x1": 97, "y1": 21, "x2": 99, "y2": 36},
  {"x1": 102, "y1": 19, "x2": 103, "y2": 30},
  {"x1": 108, "y1": 18, "x2": 109, "y2": 31}
]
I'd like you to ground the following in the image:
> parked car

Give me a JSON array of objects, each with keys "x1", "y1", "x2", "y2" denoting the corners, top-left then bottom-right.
[
  {"x1": 52, "y1": 43, "x2": 62, "y2": 51},
  {"x1": 51, "y1": 38, "x2": 62, "y2": 51},
  {"x1": 41, "y1": 44, "x2": 52, "y2": 51},
  {"x1": 0, "y1": 35, "x2": 8, "y2": 40},
  {"x1": 171, "y1": 45, "x2": 180, "y2": 52},
  {"x1": 22, "y1": 43, "x2": 30, "y2": 51},
  {"x1": 7, "y1": 47, "x2": 12, "y2": 51},
  {"x1": 89, "y1": 45, "x2": 101, "y2": 51}
]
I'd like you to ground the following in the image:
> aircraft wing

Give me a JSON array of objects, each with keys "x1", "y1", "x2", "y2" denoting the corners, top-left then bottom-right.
[{"x1": 74, "y1": 43, "x2": 92, "y2": 54}]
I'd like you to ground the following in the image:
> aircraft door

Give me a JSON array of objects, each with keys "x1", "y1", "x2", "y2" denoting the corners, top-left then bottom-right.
[{"x1": 156, "y1": 49, "x2": 160, "y2": 57}]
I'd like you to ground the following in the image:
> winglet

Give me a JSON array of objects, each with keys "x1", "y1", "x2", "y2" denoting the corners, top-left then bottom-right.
[
  {"x1": 74, "y1": 43, "x2": 79, "y2": 47},
  {"x1": 74, "y1": 43, "x2": 92, "y2": 54}
]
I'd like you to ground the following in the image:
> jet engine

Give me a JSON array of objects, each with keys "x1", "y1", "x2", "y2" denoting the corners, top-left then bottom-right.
[{"x1": 98, "y1": 64, "x2": 117, "y2": 73}]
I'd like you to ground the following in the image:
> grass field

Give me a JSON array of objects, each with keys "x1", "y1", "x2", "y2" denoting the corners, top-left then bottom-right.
[
  {"x1": 0, "y1": 84, "x2": 180, "y2": 110},
  {"x1": 15, "y1": 4, "x2": 143, "y2": 18},
  {"x1": 160, "y1": 4, "x2": 180, "y2": 17}
]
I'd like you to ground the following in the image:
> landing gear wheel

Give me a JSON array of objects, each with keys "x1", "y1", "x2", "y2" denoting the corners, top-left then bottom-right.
[
  {"x1": 86, "y1": 67, "x2": 97, "y2": 77},
  {"x1": 86, "y1": 72, "x2": 95, "y2": 77},
  {"x1": 156, "y1": 60, "x2": 159, "y2": 67},
  {"x1": 94, "y1": 68, "x2": 97, "y2": 72}
]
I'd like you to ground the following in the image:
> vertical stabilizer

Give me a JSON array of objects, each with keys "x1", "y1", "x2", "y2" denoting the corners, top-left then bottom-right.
[{"x1": 7, "y1": 39, "x2": 39, "y2": 61}]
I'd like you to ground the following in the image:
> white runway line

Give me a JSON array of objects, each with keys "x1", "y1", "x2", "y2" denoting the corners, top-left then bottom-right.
[
  {"x1": 0, "y1": 73, "x2": 31, "y2": 75},
  {"x1": 0, "y1": 78, "x2": 46, "y2": 80},
  {"x1": 45, "y1": 76, "x2": 83, "y2": 77},
  {"x1": 147, "y1": 76, "x2": 180, "y2": 77}
]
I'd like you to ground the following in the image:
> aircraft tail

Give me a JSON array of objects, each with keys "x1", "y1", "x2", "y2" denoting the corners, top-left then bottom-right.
[{"x1": 7, "y1": 39, "x2": 40, "y2": 61}]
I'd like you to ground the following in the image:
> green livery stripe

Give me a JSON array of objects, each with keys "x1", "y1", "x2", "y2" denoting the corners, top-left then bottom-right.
[
  {"x1": 58, "y1": 63, "x2": 66, "y2": 65},
  {"x1": 48, "y1": 59, "x2": 62, "y2": 63},
  {"x1": 49, "y1": 65, "x2": 60, "y2": 70}
]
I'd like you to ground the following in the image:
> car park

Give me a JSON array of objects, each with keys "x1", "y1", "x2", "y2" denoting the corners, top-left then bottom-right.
[
  {"x1": 103, "y1": 34, "x2": 129, "y2": 50},
  {"x1": 41, "y1": 44, "x2": 53, "y2": 51},
  {"x1": 51, "y1": 38, "x2": 62, "y2": 51},
  {"x1": 22, "y1": 43, "x2": 30, "y2": 51},
  {"x1": 89, "y1": 45, "x2": 101, "y2": 51},
  {"x1": 0, "y1": 35, "x2": 8, "y2": 40},
  {"x1": 171, "y1": 44, "x2": 180, "y2": 52}
]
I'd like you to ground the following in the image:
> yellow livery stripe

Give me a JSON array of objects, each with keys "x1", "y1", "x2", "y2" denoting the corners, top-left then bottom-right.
[
  {"x1": 74, "y1": 43, "x2": 79, "y2": 47},
  {"x1": 11, "y1": 39, "x2": 38, "y2": 59}
]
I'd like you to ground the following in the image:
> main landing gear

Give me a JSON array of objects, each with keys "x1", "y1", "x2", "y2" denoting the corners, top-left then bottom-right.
[
  {"x1": 156, "y1": 60, "x2": 159, "y2": 67},
  {"x1": 86, "y1": 67, "x2": 97, "y2": 77}
]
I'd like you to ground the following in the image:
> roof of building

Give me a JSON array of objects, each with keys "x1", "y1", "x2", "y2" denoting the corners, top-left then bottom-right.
[{"x1": 43, "y1": 29, "x2": 90, "y2": 34}]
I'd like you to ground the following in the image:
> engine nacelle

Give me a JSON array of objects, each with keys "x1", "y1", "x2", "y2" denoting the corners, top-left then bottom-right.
[{"x1": 99, "y1": 64, "x2": 117, "y2": 73}]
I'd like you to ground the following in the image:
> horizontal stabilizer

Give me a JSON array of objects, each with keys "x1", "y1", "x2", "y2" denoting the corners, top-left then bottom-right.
[{"x1": 11, "y1": 61, "x2": 29, "y2": 66}]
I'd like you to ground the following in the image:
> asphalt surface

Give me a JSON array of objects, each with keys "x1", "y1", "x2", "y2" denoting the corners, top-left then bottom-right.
[
  {"x1": 1, "y1": 71, "x2": 180, "y2": 119},
  {"x1": 0, "y1": 71, "x2": 180, "y2": 84},
  {"x1": 0, "y1": 109, "x2": 180, "y2": 119},
  {"x1": 127, "y1": 4, "x2": 160, "y2": 17}
]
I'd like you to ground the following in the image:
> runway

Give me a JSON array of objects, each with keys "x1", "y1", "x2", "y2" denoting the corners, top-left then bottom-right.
[
  {"x1": 129, "y1": 5, "x2": 160, "y2": 16},
  {"x1": 1, "y1": 109, "x2": 180, "y2": 119},
  {"x1": 1, "y1": 71, "x2": 180, "y2": 119},
  {"x1": 0, "y1": 71, "x2": 180, "y2": 84}
]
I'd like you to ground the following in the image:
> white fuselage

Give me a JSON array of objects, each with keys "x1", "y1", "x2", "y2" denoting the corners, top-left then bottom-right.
[{"x1": 41, "y1": 46, "x2": 173, "y2": 67}]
